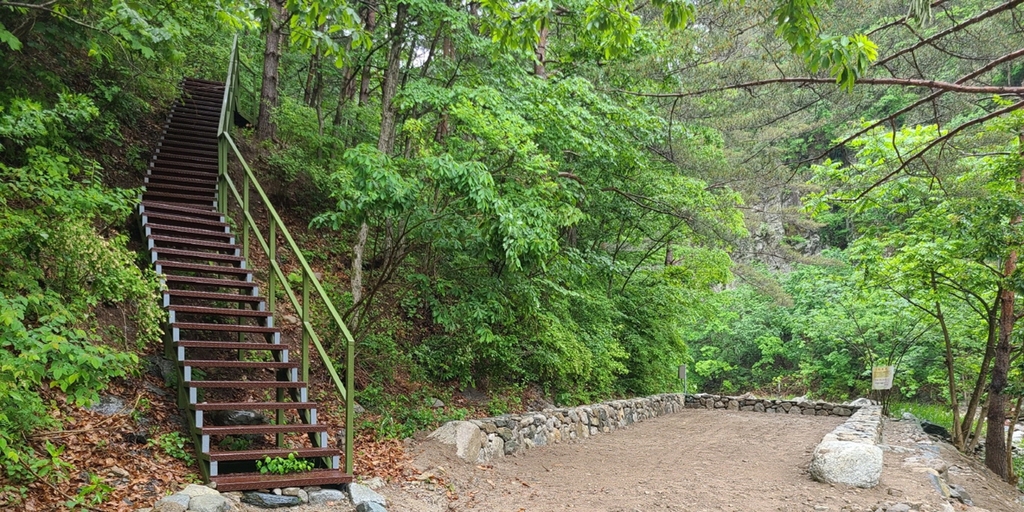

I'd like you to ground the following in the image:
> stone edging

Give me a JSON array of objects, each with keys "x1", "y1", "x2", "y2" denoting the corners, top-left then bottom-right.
[
  {"x1": 430, "y1": 393, "x2": 865, "y2": 463},
  {"x1": 808, "y1": 405, "x2": 885, "y2": 488},
  {"x1": 430, "y1": 393, "x2": 687, "y2": 463},
  {"x1": 683, "y1": 393, "x2": 861, "y2": 416}
]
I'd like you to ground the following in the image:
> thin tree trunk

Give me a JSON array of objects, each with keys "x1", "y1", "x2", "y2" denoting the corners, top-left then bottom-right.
[
  {"x1": 535, "y1": 19, "x2": 549, "y2": 77},
  {"x1": 985, "y1": 142, "x2": 1024, "y2": 480},
  {"x1": 961, "y1": 306, "x2": 998, "y2": 445},
  {"x1": 377, "y1": 2, "x2": 408, "y2": 155},
  {"x1": 303, "y1": 42, "x2": 321, "y2": 106},
  {"x1": 936, "y1": 296, "x2": 964, "y2": 447},
  {"x1": 350, "y1": 2, "x2": 408, "y2": 330},
  {"x1": 1006, "y1": 395, "x2": 1023, "y2": 483},
  {"x1": 257, "y1": 0, "x2": 289, "y2": 141},
  {"x1": 358, "y1": 0, "x2": 378, "y2": 106}
]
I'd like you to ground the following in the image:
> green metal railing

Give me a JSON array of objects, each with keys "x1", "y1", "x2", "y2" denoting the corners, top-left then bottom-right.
[{"x1": 216, "y1": 35, "x2": 355, "y2": 473}]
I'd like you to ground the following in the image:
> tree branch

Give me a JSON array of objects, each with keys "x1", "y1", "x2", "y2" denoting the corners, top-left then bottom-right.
[
  {"x1": 875, "y1": 0, "x2": 1024, "y2": 67},
  {"x1": 617, "y1": 77, "x2": 1024, "y2": 99}
]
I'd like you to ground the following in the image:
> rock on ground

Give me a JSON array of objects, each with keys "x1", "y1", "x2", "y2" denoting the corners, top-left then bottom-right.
[
  {"x1": 189, "y1": 494, "x2": 236, "y2": 512},
  {"x1": 808, "y1": 440, "x2": 884, "y2": 488}
]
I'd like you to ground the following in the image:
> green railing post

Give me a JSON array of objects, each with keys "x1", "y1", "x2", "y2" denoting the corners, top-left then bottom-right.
[
  {"x1": 346, "y1": 332, "x2": 354, "y2": 473},
  {"x1": 268, "y1": 220, "x2": 276, "y2": 314},
  {"x1": 302, "y1": 272, "x2": 310, "y2": 384},
  {"x1": 242, "y1": 172, "x2": 250, "y2": 263}
]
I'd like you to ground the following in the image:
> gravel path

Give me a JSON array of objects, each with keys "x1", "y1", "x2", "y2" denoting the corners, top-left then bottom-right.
[{"x1": 383, "y1": 409, "x2": 1024, "y2": 512}]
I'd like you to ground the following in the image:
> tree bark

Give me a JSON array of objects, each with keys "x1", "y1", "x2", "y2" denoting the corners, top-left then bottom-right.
[
  {"x1": 350, "y1": 2, "x2": 408, "y2": 329},
  {"x1": 257, "y1": 0, "x2": 289, "y2": 141},
  {"x1": 986, "y1": 136, "x2": 1024, "y2": 480},
  {"x1": 358, "y1": 0, "x2": 378, "y2": 106},
  {"x1": 534, "y1": 19, "x2": 548, "y2": 78}
]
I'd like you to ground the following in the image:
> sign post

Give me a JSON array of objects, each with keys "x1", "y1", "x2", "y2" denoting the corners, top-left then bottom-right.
[{"x1": 678, "y1": 364, "x2": 687, "y2": 395}]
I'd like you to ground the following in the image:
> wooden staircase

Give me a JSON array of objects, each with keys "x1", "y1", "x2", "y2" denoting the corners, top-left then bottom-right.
[{"x1": 140, "y1": 78, "x2": 352, "y2": 491}]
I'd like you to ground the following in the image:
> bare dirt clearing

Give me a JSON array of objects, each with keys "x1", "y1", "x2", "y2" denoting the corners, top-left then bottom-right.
[{"x1": 384, "y1": 410, "x2": 1024, "y2": 512}]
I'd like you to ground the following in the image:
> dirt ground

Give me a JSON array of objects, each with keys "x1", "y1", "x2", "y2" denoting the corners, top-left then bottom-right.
[{"x1": 382, "y1": 410, "x2": 1024, "y2": 512}]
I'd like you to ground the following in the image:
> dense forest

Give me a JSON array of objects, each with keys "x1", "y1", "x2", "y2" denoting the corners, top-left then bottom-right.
[{"x1": 2, "y1": 0, "x2": 1024, "y2": 504}]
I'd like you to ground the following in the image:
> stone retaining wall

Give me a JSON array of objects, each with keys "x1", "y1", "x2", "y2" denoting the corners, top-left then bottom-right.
[
  {"x1": 684, "y1": 393, "x2": 860, "y2": 416},
  {"x1": 431, "y1": 393, "x2": 687, "y2": 463},
  {"x1": 808, "y1": 405, "x2": 885, "y2": 488},
  {"x1": 431, "y1": 393, "x2": 864, "y2": 463}
]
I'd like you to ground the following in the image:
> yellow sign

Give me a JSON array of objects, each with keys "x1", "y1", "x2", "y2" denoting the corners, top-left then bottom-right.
[{"x1": 872, "y1": 366, "x2": 895, "y2": 390}]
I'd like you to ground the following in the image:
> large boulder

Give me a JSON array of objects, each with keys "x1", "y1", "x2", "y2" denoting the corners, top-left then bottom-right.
[
  {"x1": 808, "y1": 440, "x2": 883, "y2": 488},
  {"x1": 429, "y1": 421, "x2": 484, "y2": 462}
]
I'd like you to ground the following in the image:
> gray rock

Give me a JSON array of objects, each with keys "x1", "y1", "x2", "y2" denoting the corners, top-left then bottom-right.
[
  {"x1": 153, "y1": 493, "x2": 190, "y2": 512},
  {"x1": 210, "y1": 410, "x2": 266, "y2": 426},
  {"x1": 429, "y1": 421, "x2": 484, "y2": 462},
  {"x1": 431, "y1": 398, "x2": 445, "y2": 408},
  {"x1": 949, "y1": 484, "x2": 973, "y2": 506},
  {"x1": 354, "y1": 402, "x2": 366, "y2": 414},
  {"x1": 88, "y1": 395, "x2": 126, "y2": 415},
  {"x1": 886, "y1": 504, "x2": 911, "y2": 512},
  {"x1": 356, "y1": 503, "x2": 388, "y2": 512},
  {"x1": 348, "y1": 482, "x2": 386, "y2": 507},
  {"x1": 849, "y1": 397, "x2": 873, "y2": 407},
  {"x1": 180, "y1": 484, "x2": 219, "y2": 497},
  {"x1": 362, "y1": 477, "x2": 386, "y2": 490},
  {"x1": 808, "y1": 440, "x2": 883, "y2": 488},
  {"x1": 240, "y1": 492, "x2": 301, "y2": 508},
  {"x1": 307, "y1": 489, "x2": 347, "y2": 505},
  {"x1": 189, "y1": 494, "x2": 236, "y2": 512}
]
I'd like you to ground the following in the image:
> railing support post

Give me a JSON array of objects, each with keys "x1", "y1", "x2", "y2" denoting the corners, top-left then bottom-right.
[
  {"x1": 302, "y1": 273, "x2": 310, "y2": 384},
  {"x1": 346, "y1": 332, "x2": 354, "y2": 473},
  {"x1": 268, "y1": 220, "x2": 277, "y2": 314}
]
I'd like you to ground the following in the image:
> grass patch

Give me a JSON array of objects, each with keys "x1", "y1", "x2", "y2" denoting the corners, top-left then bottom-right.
[{"x1": 890, "y1": 401, "x2": 953, "y2": 429}]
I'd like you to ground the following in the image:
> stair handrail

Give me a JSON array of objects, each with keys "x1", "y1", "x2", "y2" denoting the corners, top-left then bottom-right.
[{"x1": 216, "y1": 34, "x2": 355, "y2": 474}]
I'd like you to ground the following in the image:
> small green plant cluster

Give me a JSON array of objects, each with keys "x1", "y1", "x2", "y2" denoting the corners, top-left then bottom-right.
[
  {"x1": 65, "y1": 473, "x2": 113, "y2": 509},
  {"x1": 218, "y1": 435, "x2": 253, "y2": 451},
  {"x1": 149, "y1": 432, "x2": 195, "y2": 465},
  {"x1": 357, "y1": 384, "x2": 469, "y2": 439},
  {"x1": 256, "y1": 452, "x2": 314, "y2": 475}
]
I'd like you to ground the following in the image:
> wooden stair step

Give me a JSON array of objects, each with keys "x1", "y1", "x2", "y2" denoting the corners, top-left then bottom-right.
[
  {"x1": 204, "y1": 447, "x2": 338, "y2": 462},
  {"x1": 145, "y1": 182, "x2": 218, "y2": 196},
  {"x1": 209, "y1": 469, "x2": 352, "y2": 492},
  {"x1": 149, "y1": 235, "x2": 237, "y2": 252},
  {"x1": 140, "y1": 201, "x2": 220, "y2": 218},
  {"x1": 146, "y1": 223, "x2": 234, "y2": 241},
  {"x1": 164, "y1": 290, "x2": 263, "y2": 304},
  {"x1": 172, "y1": 322, "x2": 278, "y2": 334},
  {"x1": 177, "y1": 340, "x2": 283, "y2": 351},
  {"x1": 155, "y1": 260, "x2": 250, "y2": 277},
  {"x1": 141, "y1": 191, "x2": 217, "y2": 204},
  {"x1": 144, "y1": 212, "x2": 226, "y2": 229},
  {"x1": 200, "y1": 423, "x2": 323, "y2": 435},
  {"x1": 162, "y1": 275, "x2": 255, "y2": 290},
  {"x1": 191, "y1": 401, "x2": 317, "y2": 411},
  {"x1": 181, "y1": 360, "x2": 299, "y2": 369},
  {"x1": 146, "y1": 175, "x2": 218, "y2": 187},
  {"x1": 188, "y1": 381, "x2": 305, "y2": 390},
  {"x1": 151, "y1": 247, "x2": 243, "y2": 263},
  {"x1": 168, "y1": 305, "x2": 269, "y2": 318}
]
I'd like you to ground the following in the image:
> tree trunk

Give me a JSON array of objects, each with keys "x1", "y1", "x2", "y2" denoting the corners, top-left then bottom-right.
[
  {"x1": 350, "y1": 2, "x2": 408, "y2": 329},
  {"x1": 961, "y1": 305, "x2": 998, "y2": 446},
  {"x1": 986, "y1": 139, "x2": 1024, "y2": 480},
  {"x1": 534, "y1": 19, "x2": 549, "y2": 78},
  {"x1": 257, "y1": 0, "x2": 289, "y2": 141},
  {"x1": 377, "y1": 2, "x2": 408, "y2": 155},
  {"x1": 936, "y1": 299, "x2": 963, "y2": 447},
  {"x1": 985, "y1": 268, "x2": 1018, "y2": 480},
  {"x1": 358, "y1": 0, "x2": 378, "y2": 106}
]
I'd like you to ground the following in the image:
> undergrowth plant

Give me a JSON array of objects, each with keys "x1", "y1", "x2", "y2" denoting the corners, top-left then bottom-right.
[
  {"x1": 256, "y1": 452, "x2": 314, "y2": 475},
  {"x1": 0, "y1": 94, "x2": 163, "y2": 485}
]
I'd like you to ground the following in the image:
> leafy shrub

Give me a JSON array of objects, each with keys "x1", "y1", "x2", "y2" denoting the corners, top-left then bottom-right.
[
  {"x1": 149, "y1": 432, "x2": 194, "y2": 465},
  {"x1": 0, "y1": 94, "x2": 163, "y2": 482},
  {"x1": 256, "y1": 452, "x2": 313, "y2": 475}
]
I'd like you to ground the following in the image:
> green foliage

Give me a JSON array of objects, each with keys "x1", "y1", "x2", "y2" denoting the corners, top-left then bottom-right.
[
  {"x1": 218, "y1": 436, "x2": 253, "y2": 451},
  {"x1": 0, "y1": 94, "x2": 163, "y2": 484},
  {"x1": 357, "y1": 385, "x2": 469, "y2": 439},
  {"x1": 256, "y1": 453, "x2": 314, "y2": 475},
  {"x1": 149, "y1": 432, "x2": 195, "y2": 465},
  {"x1": 65, "y1": 473, "x2": 113, "y2": 509}
]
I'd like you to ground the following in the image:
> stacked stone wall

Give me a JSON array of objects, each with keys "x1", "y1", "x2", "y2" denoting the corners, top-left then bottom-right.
[{"x1": 432, "y1": 393, "x2": 863, "y2": 463}]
